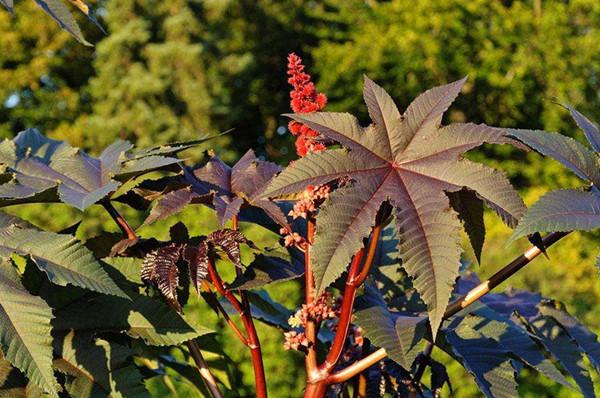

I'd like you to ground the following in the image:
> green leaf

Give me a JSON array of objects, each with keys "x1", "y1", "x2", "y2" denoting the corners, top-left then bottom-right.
[
  {"x1": 354, "y1": 285, "x2": 425, "y2": 370},
  {"x1": 34, "y1": 0, "x2": 91, "y2": 46},
  {"x1": 508, "y1": 129, "x2": 600, "y2": 186},
  {"x1": 265, "y1": 77, "x2": 525, "y2": 338},
  {"x1": 53, "y1": 331, "x2": 150, "y2": 397},
  {"x1": 0, "y1": 130, "x2": 183, "y2": 210},
  {"x1": 102, "y1": 257, "x2": 143, "y2": 285},
  {"x1": 510, "y1": 189, "x2": 600, "y2": 242},
  {"x1": 0, "y1": 225, "x2": 127, "y2": 298},
  {"x1": 54, "y1": 292, "x2": 212, "y2": 346},
  {"x1": 460, "y1": 309, "x2": 571, "y2": 388},
  {"x1": 444, "y1": 317, "x2": 519, "y2": 398},
  {"x1": 0, "y1": 261, "x2": 58, "y2": 396}
]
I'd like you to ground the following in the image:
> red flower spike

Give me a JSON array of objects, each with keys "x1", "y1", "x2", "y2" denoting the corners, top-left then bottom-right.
[{"x1": 286, "y1": 53, "x2": 327, "y2": 157}]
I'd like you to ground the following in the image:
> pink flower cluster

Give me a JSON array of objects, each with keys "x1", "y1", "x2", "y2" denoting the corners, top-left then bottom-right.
[
  {"x1": 284, "y1": 292, "x2": 336, "y2": 352},
  {"x1": 287, "y1": 53, "x2": 327, "y2": 157},
  {"x1": 283, "y1": 292, "x2": 364, "y2": 359}
]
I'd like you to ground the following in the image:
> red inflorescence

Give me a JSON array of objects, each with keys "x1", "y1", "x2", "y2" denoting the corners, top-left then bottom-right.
[{"x1": 287, "y1": 53, "x2": 327, "y2": 157}]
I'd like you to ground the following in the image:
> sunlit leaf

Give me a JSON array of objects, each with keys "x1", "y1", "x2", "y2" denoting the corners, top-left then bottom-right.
[
  {"x1": 264, "y1": 77, "x2": 525, "y2": 337},
  {"x1": 0, "y1": 261, "x2": 58, "y2": 397}
]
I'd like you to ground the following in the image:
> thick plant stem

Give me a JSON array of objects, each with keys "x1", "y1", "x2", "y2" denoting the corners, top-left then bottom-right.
[
  {"x1": 305, "y1": 225, "x2": 381, "y2": 397},
  {"x1": 102, "y1": 202, "x2": 224, "y2": 398},
  {"x1": 102, "y1": 200, "x2": 137, "y2": 240},
  {"x1": 305, "y1": 219, "x2": 318, "y2": 373},
  {"x1": 207, "y1": 257, "x2": 268, "y2": 398},
  {"x1": 330, "y1": 231, "x2": 570, "y2": 385},
  {"x1": 187, "y1": 340, "x2": 224, "y2": 398}
]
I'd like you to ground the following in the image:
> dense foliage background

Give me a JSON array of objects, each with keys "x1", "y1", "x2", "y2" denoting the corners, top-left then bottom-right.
[{"x1": 1, "y1": 0, "x2": 600, "y2": 396}]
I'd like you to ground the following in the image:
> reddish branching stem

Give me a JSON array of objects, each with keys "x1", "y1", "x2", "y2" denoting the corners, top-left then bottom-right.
[
  {"x1": 207, "y1": 254, "x2": 268, "y2": 398},
  {"x1": 304, "y1": 224, "x2": 381, "y2": 397},
  {"x1": 102, "y1": 202, "x2": 223, "y2": 398},
  {"x1": 102, "y1": 200, "x2": 137, "y2": 240}
]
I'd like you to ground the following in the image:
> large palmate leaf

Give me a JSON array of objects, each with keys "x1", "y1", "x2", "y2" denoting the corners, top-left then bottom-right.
[
  {"x1": 54, "y1": 292, "x2": 212, "y2": 346},
  {"x1": 144, "y1": 149, "x2": 287, "y2": 227},
  {"x1": 0, "y1": 261, "x2": 58, "y2": 397},
  {"x1": 0, "y1": 225, "x2": 126, "y2": 297},
  {"x1": 53, "y1": 331, "x2": 150, "y2": 397},
  {"x1": 264, "y1": 76, "x2": 525, "y2": 337},
  {"x1": 449, "y1": 272, "x2": 600, "y2": 395},
  {"x1": 508, "y1": 108, "x2": 600, "y2": 245},
  {"x1": 443, "y1": 316, "x2": 519, "y2": 398},
  {"x1": 0, "y1": 129, "x2": 183, "y2": 211},
  {"x1": 354, "y1": 284, "x2": 426, "y2": 370}
]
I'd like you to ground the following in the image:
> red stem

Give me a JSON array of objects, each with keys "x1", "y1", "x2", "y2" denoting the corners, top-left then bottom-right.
[
  {"x1": 102, "y1": 201, "x2": 137, "y2": 240},
  {"x1": 321, "y1": 248, "x2": 365, "y2": 373},
  {"x1": 207, "y1": 256, "x2": 268, "y2": 398},
  {"x1": 101, "y1": 203, "x2": 223, "y2": 397}
]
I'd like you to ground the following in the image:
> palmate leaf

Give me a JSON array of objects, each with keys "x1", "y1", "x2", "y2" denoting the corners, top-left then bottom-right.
[
  {"x1": 508, "y1": 107, "x2": 600, "y2": 244},
  {"x1": 354, "y1": 284, "x2": 426, "y2": 370},
  {"x1": 0, "y1": 129, "x2": 182, "y2": 211},
  {"x1": 452, "y1": 272, "x2": 600, "y2": 395},
  {"x1": 144, "y1": 150, "x2": 287, "y2": 227},
  {"x1": 508, "y1": 128, "x2": 600, "y2": 185},
  {"x1": 524, "y1": 315, "x2": 595, "y2": 398},
  {"x1": 264, "y1": 76, "x2": 525, "y2": 337},
  {"x1": 54, "y1": 292, "x2": 212, "y2": 346},
  {"x1": 510, "y1": 189, "x2": 600, "y2": 241},
  {"x1": 53, "y1": 331, "x2": 149, "y2": 397},
  {"x1": 442, "y1": 316, "x2": 519, "y2": 398},
  {"x1": 0, "y1": 225, "x2": 126, "y2": 297},
  {"x1": 0, "y1": 260, "x2": 58, "y2": 397}
]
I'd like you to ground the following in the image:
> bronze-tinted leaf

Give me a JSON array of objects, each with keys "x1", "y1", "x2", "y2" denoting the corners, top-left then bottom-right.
[
  {"x1": 182, "y1": 241, "x2": 209, "y2": 294},
  {"x1": 264, "y1": 77, "x2": 525, "y2": 338},
  {"x1": 207, "y1": 229, "x2": 257, "y2": 269},
  {"x1": 141, "y1": 244, "x2": 182, "y2": 311}
]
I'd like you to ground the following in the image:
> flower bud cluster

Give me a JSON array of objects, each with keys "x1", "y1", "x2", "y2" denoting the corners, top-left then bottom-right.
[{"x1": 289, "y1": 184, "x2": 332, "y2": 220}]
